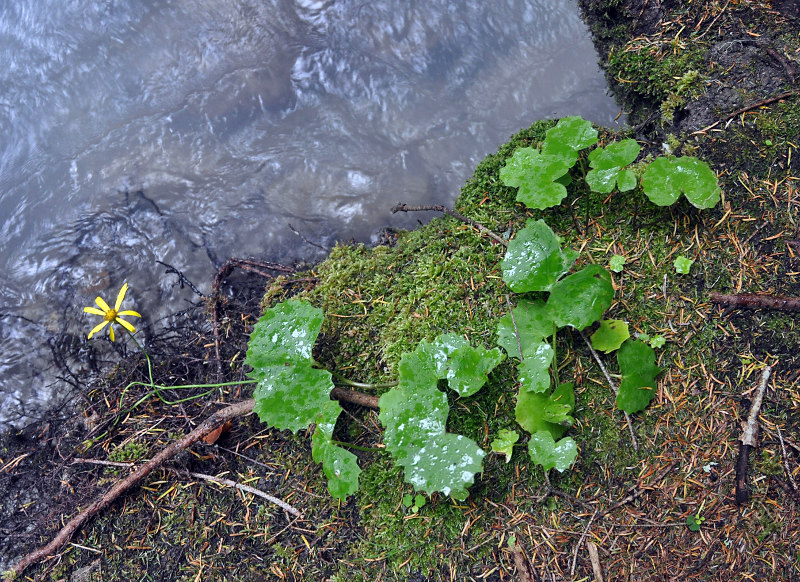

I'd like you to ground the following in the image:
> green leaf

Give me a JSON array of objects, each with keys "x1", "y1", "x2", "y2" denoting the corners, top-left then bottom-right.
[
  {"x1": 500, "y1": 148, "x2": 573, "y2": 210},
  {"x1": 585, "y1": 139, "x2": 641, "y2": 193},
  {"x1": 245, "y1": 298, "x2": 323, "y2": 369},
  {"x1": 674, "y1": 255, "x2": 694, "y2": 274},
  {"x1": 641, "y1": 156, "x2": 721, "y2": 209},
  {"x1": 378, "y1": 334, "x2": 503, "y2": 499},
  {"x1": 312, "y1": 428, "x2": 360, "y2": 499},
  {"x1": 547, "y1": 265, "x2": 614, "y2": 330},
  {"x1": 609, "y1": 254, "x2": 626, "y2": 273},
  {"x1": 497, "y1": 299, "x2": 556, "y2": 359},
  {"x1": 515, "y1": 382, "x2": 575, "y2": 440},
  {"x1": 616, "y1": 339, "x2": 662, "y2": 414},
  {"x1": 527, "y1": 431, "x2": 578, "y2": 472},
  {"x1": 649, "y1": 335, "x2": 666, "y2": 348},
  {"x1": 501, "y1": 219, "x2": 578, "y2": 292},
  {"x1": 252, "y1": 362, "x2": 339, "y2": 432},
  {"x1": 247, "y1": 299, "x2": 357, "y2": 499},
  {"x1": 542, "y1": 116, "x2": 599, "y2": 160},
  {"x1": 491, "y1": 429, "x2": 520, "y2": 463},
  {"x1": 421, "y1": 334, "x2": 505, "y2": 398},
  {"x1": 517, "y1": 341, "x2": 554, "y2": 394},
  {"x1": 590, "y1": 319, "x2": 630, "y2": 353}
]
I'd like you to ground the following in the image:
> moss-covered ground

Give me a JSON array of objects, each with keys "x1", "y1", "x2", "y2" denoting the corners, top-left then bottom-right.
[{"x1": 2, "y1": 1, "x2": 799, "y2": 580}]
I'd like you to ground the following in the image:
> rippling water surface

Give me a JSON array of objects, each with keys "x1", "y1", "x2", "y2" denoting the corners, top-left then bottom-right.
[{"x1": 0, "y1": 0, "x2": 621, "y2": 426}]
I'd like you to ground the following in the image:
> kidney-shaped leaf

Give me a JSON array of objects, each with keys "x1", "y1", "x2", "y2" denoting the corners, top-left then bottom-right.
[
  {"x1": 500, "y1": 148, "x2": 573, "y2": 210},
  {"x1": 245, "y1": 298, "x2": 324, "y2": 369},
  {"x1": 517, "y1": 341, "x2": 554, "y2": 394},
  {"x1": 585, "y1": 139, "x2": 641, "y2": 193},
  {"x1": 497, "y1": 299, "x2": 556, "y2": 359},
  {"x1": 502, "y1": 219, "x2": 578, "y2": 293},
  {"x1": 528, "y1": 431, "x2": 578, "y2": 473},
  {"x1": 642, "y1": 156, "x2": 720, "y2": 209},
  {"x1": 616, "y1": 339, "x2": 662, "y2": 413},
  {"x1": 515, "y1": 382, "x2": 575, "y2": 440},
  {"x1": 547, "y1": 265, "x2": 614, "y2": 330},
  {"x1": 590, "y1": 319, "x2": 630, "y2": 353}
]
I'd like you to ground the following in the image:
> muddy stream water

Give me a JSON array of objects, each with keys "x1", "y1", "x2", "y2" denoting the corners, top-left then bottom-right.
[{"x1": 0, "y1": 0, "x2": 622, "y2": 427}]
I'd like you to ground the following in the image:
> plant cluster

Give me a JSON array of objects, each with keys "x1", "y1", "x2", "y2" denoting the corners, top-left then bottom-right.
[{"x1": 244, "y1": 116, "x2": 720, "y2": 501}]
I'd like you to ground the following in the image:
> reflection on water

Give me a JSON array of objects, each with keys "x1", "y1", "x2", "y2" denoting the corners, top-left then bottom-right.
[{"x1": 0, "y1": 0, "x2": 621, "y2": 426}]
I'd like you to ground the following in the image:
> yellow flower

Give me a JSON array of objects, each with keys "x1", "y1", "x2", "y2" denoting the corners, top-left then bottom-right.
[{"x1": 83, "y1": 283, "x2": 142, "y2": 341}]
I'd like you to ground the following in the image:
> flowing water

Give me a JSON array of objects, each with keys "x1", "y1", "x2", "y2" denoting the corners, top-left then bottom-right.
[{"x1": 0, "y1": 0, "x2": 622, "y2": 427}]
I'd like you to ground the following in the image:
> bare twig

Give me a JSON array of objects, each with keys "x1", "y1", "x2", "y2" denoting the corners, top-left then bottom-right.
[
  {"x1": 178, "y1": 470, "x2": 303, "y2": 517},
  {"x1": 579, "y1": 331, "x2": 639, "y2": 451},
  {"x1": 391, "y1": 203, "x2": 508, "y2": 247},
  {"x1": 11, "y1": 398, "x2": 257, "y2": 577},
  {"x1": 570, "y1": 509, "x2": 599, "y2": 577},
  {"x1": 735, "y1": 366, "x2": 772, "y2": 505},
  {"x1": 288, "y1": 223, "x2": 327, "y2": 251},
  {"x1": 693, "y1": 91, "x2": 798, "y2": 135},
  {"x1": 711, "y1": 291, "x2": 800, "y2": 313},
  {"x1": 776, "y1": 424, "x2": 798, "y2": 496},
  {"x1": 586, "y1": 540, "x2": 604, "y2": 582}
]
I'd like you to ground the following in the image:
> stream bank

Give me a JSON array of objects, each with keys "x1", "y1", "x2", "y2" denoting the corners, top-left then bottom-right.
[{"x1": 3, "y1": 1, "x2": 800, "y2": 580}]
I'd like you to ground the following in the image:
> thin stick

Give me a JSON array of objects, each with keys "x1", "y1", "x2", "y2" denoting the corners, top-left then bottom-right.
[
  {"x1": 391, "y1": 203, "x2": 508, "y2": 247},
  {"x1": 735, "y1": 366, "x2": 772, "y2": 504},
  {"x1": 579, "y1": 331, "x2": 639, "y2": 451},
  {"x1": 586, "y1": 540, "x2": 604, "y2": 582},
  {"x1": 570, "y1": 509, "x2": 599, "y2": 577},
  {"x1": 776, "y1": 424, "x2": 798, "y2": 495},
  {"x1": 179, "y1": 470, "x2": 302, "y2": 518},
  {"x1": 693, "y1": 91, "x2": 798, "y2": 135},
  {"x1": 11, "y1": 398, "x2": 257, "y2": 577}
]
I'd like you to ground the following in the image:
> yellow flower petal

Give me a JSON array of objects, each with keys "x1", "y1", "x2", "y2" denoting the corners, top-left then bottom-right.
[
  {"x1": 118, "y1": 310, "x2": 141, "y2": 318},
  {"x1": 84, "y1": 307, "x2": 106, "y2": 316},
  {"x1": 109, "y1": 324, "x2": 116, "y2": 342},
  {"x1": 114, "y1": 283, "x2": 128, "y2": 311},
  {"x1": 88, "y1": 320, "x2": 109, "y2": 339},
  {"x1": 95, "y1": 296, "x2": 112, "y2": 313},
  {"x1": 116, "y1": 317, "x2": 137, "y2": 334}
]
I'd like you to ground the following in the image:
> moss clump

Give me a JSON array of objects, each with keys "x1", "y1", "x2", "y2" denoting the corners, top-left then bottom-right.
[{"x1": 607, "y1": 42, "x2": 707, "y2": 108}]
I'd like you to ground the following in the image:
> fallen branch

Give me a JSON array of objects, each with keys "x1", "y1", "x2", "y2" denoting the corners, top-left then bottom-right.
[
  {"x1": 711, "y1": 291, "x2": 800, "y2": 312},
  {"x1": 735, "y1": 366, "x2": 772, "y2": 505},
  {"x1": 391, "y1": 203, "x2": 508, "y2": 247},
  {"x1": 10, "y1": 398, "x2": 256, "y2": 577},
  {"x1": 10, "y1": 382, "x2": 380, "y2": 577}
]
